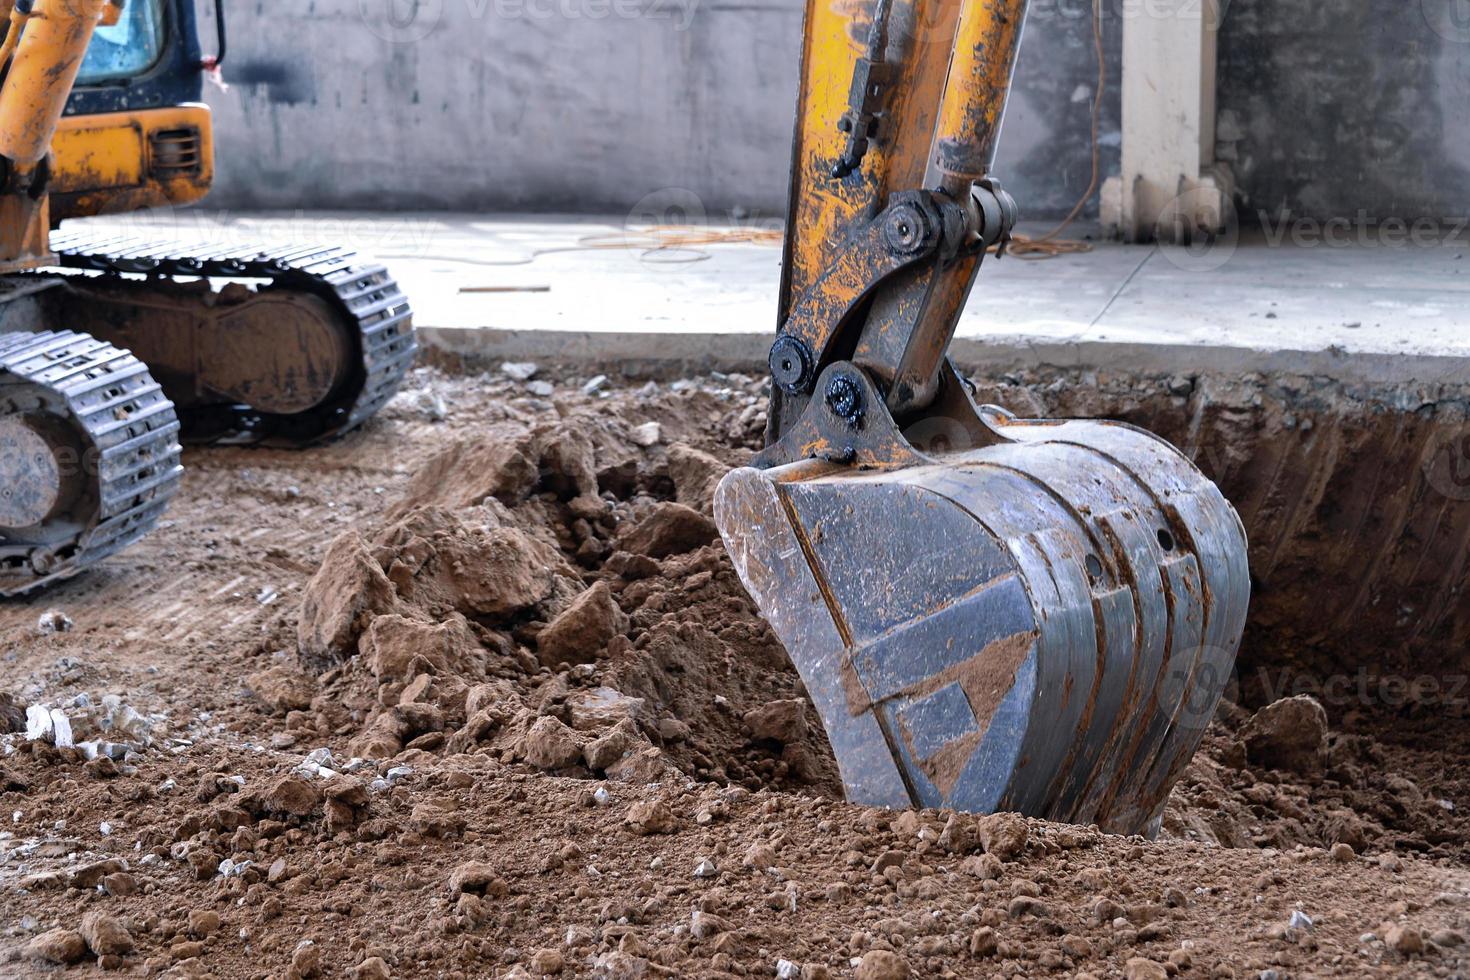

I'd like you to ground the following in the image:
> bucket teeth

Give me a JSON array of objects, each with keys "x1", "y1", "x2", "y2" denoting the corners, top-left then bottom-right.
[{"x1": 714, "y1": 412, "x2": 1250, "y2": 835}]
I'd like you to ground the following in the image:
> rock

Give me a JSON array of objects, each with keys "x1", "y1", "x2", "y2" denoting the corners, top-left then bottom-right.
[
  {"x1": 101, "y1": 872, "x2": 137, "y2": 896},
  {"x1": 743, "y1": 843, "x2": 777, "y2": 870},
  {"x1": 0, "y1": 691, "x2": 24, "y2": 733},
  {"x1": 667, "y1": 443, "x2": 732, "y2": 513},
  {"x1": 584, "y1": 720, "x2": 643, "y2": 771},
  {"x1": 592, "y1": 951, "x2": 649, "y2": 979},
  {"x1": 297, "y1": 532, "x2": 397, "y2": 662},
  {"x1": 324, "y1": 775, "x2": 370, "y2": 808},
  {"x1": 449, "y1": 861, "x2": 507, "y2": 896},
  {"x1": 387, "y1": 436, "x2": 539, "y2": 516},
  {"x1": 1241, "y1": 695, "x2": 1329, "y2": 774},
  {"x1": 502, "y1": 361, "x2": 539, "y2": 381},
  {"x1": 246, "y1": 664, "x2": 317, "y2": 713},
  {"x1": 361, "y1": 614, "x2": 479, "y2": 680},
  {"x1": 448, "y1": 525, "x2": 571, "y2": 618},
  {"x1": 530, "y1": 948, "x2": 566, "y2": 975},
  {"x1": 743, "y1": 700, "x2": 808, "y2": 744},
  {"x1": 691, "y1": 910, "x2": 731, "y2": 939},
  {"x1": 624, "y1": 801, "x2": 678, "y2": 835},
  {"x1": 26, "y1": 929, "x2": 87, "y2": 964},
  {"x1": 605, "y1": 746, "x2": 679, "y2": 784},
  {"x1": 536, "y1": 581, "x2": 628, "y2": 667},
  {"x1": 619, "y1": 503, "x2": 718, "y2": 558},
  {"x1": 978, "y1": 812, "x2": 1029, "y2": 861},
  {"x1": 80, "y1": 910, "x2": 134, "y2": 956},
  {"x1": 264, "y1": 774, "x2": 324, "y2": 816},
  {"x1": 289, "y1": 940, "x2": 323, "y2": 979},
  {"x1": 629, "y1": 422, "x2": 661, "y2": 447},
  {"x1": 605, "y1": 552, "x2": 660, "y2": 581},
  {"x1": 855, "y1": 950, "x2": 911, "y2": 980},
  {"x1": 1124, "y1": 959, "x2": 1169, "y2": 980},
  {"x1": 1385, "y1": 924, "x2": 1424, "y2": 956},
  {"x1": 70, "y1": 858, "x2": 128, "y2": 889},
  {"x1": 36, "y1": 608, "x2": 73, "y2": 634},
  {"x1": 352, "y1": 957, "x2": 393, "y2": 980},
  {"x1": 522, "y1": 716, "x2": 584, "y2": 770},
  {"x1": 188, "y1": 909, "x2": 221, "y2": 938},
  {"x1": 1431, "y1": 928, "x2": 1466, "y2": 948},
  {"x1": 970, "y1": 927, "x2": 999, "y2": 957},
  {"x1": 1329, "y1": 842, "x2": 1356, "y2": 863}
]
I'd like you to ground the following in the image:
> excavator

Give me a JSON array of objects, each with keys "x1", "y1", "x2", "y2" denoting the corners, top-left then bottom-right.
[
  {"x1": 712, "y1": 0, "x2": 1251, "y2": 834},
  {"x1": 2, "y1": 0, "x2": 1247, "y2": 834},
  {"x1": 0, "y1": 0, "x2": 416, "y2": 597}
]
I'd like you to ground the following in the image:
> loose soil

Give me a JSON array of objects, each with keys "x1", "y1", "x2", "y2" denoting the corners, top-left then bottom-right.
[{"x1": 2, "y1": 365, "x2": 1468, "y2": 979}]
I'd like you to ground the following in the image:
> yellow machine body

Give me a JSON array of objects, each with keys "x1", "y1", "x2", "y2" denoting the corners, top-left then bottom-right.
[{"x1": 49, "y1": 104, "x2": 214, "y2": 220}]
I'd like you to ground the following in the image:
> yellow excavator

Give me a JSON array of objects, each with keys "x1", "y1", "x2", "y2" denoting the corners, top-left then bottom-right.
[
  {"x1": 712, "y1": 0, "x2": 1251, "y2": 834},
  {"x1": 3, "y1": 0, "x2": 1248, "y2": 833},
  {"x1": 0, "y1": 0, "x2": 415, "y2": 597}
]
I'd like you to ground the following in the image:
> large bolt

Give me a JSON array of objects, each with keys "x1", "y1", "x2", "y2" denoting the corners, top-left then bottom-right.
[
  {"x1": 769, "y1": 335, "x2": 814, "y2": 394},
  {"x1": 825, "y1": 374, "x2": 865, "y2": 427}
]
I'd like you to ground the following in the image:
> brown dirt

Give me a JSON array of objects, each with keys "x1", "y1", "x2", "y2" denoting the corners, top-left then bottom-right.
[{"x1": 2, "y1": 365, "x2": 1469, "y2": 979}]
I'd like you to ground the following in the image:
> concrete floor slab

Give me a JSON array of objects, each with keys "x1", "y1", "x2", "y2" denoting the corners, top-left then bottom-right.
[{"x1": 66, "y1": 211, "x2": 1470, "y2": 384}]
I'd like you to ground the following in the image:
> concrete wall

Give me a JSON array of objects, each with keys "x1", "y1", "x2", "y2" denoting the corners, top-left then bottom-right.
[
  {"x1": 203, "y1": 0, "x2": 1119, "y2": 220},
  {"x1": 1216, "y1": 0, "x2": 1470, "y2": 222}
]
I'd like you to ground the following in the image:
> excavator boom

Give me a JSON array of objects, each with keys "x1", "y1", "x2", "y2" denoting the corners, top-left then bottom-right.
[{"x1": 715, "y1": 0, "x2": 1250, "y2": 833}]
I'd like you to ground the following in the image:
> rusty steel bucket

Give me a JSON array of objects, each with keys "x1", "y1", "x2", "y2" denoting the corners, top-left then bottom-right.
[{"x1": 715, "y1": 374, "x2": 1250, "y2": 835}]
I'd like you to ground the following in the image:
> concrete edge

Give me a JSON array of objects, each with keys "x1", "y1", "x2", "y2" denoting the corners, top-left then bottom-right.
[{"x1": 418, "y1": 326, "x2": 1470, "y2": 388}]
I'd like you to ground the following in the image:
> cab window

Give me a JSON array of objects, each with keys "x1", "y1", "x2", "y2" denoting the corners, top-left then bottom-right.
[{"x1": 77, "y1": 0, "x2": 166, "y2": 85}]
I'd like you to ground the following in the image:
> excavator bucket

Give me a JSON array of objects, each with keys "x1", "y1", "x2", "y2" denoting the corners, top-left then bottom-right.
[
  {"x1": 713, "y1": 0, "x2": 1251, "y2": 833},
  {"x1": 716, "y1": 400, "x2": 1250, "y2": 835}
]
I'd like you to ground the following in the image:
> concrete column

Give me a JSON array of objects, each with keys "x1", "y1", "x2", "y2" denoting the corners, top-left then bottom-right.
[{"x1": 1101, "y1": 0, "x2": 1232, "y2": 243}]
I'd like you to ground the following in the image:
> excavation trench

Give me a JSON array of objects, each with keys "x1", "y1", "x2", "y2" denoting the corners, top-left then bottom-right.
[{"x1": 962, "y1": 364, "x2": 1470, "y2": 702}]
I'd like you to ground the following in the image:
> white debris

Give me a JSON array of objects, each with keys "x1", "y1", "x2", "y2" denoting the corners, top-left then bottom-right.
[
  {"x1": 526, "y1": 380, "x2": 555, "y2": 397},
  {"x1": 592, "y1": 786, "x2": 611, "y2": 807},
  {"x1": 36, "y1": 609, "x2": 72, "y2": 635},
  {"x1": 385, "y1": 766, "x2": 413, "y2": 785},
  {"x1": 1439, "y1": 799, "x2": 1455, "y2": 812},
  {"x1": 777, "y1": 960, "x2": 800, "y2": 979},
  {"x1": 218, "y1": 857, "x2": 252, "y2": 877},
  {"x1": 1288, "y1": 910, "x2": 1314, "y2": 932},
  {"x1": 256, "y1": 587, "x2": 279, "y2": 605},
  {"x1": 581, "y1": 375, "x2": 608, "y2": 395},
  {"x1": 501, "y1": 361, "x2": 539, "y2": 381},
  {"x1": 49, "y1": 708, "x2": 72, "y2": 746},
  {"x1": 692, "y1": 859, "x2": 719, "y2": 879},
  {"x1": 100, "y1": 695, "x2": 150, "y2": 742},
  {"x1": 25, "y1": 705, "x2": 52, "y2": 741},
  {"x1": 305, "y1": 747, "x2": 335, "y2": 767},
  {"x1": 99, "y1": 822, "x2": 112, "y2": 836},
  {"x1": 630, "y1": 422, "x2": 662, "y2": 447}
]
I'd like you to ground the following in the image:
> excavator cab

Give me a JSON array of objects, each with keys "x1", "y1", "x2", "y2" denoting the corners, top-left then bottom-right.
[
  {"x1": 48, "y1": 0, "x2": 217, "y2": 222},
  {"x1": 0, "y1": 0, "x2": 415, "y2": 597},
  {"x1": 715, "y1": 0, "x2": 1251, "y2": 833}
]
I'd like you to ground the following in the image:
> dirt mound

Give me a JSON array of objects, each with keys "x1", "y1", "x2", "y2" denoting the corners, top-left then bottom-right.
[{"x1": 281, "y1": 401, "x2": 838, "y2": 799}]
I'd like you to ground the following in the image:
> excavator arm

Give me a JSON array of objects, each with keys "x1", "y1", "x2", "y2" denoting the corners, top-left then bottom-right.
[{"x1": 714, "y1": 0, "x2": 1252, "y2": 834}]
